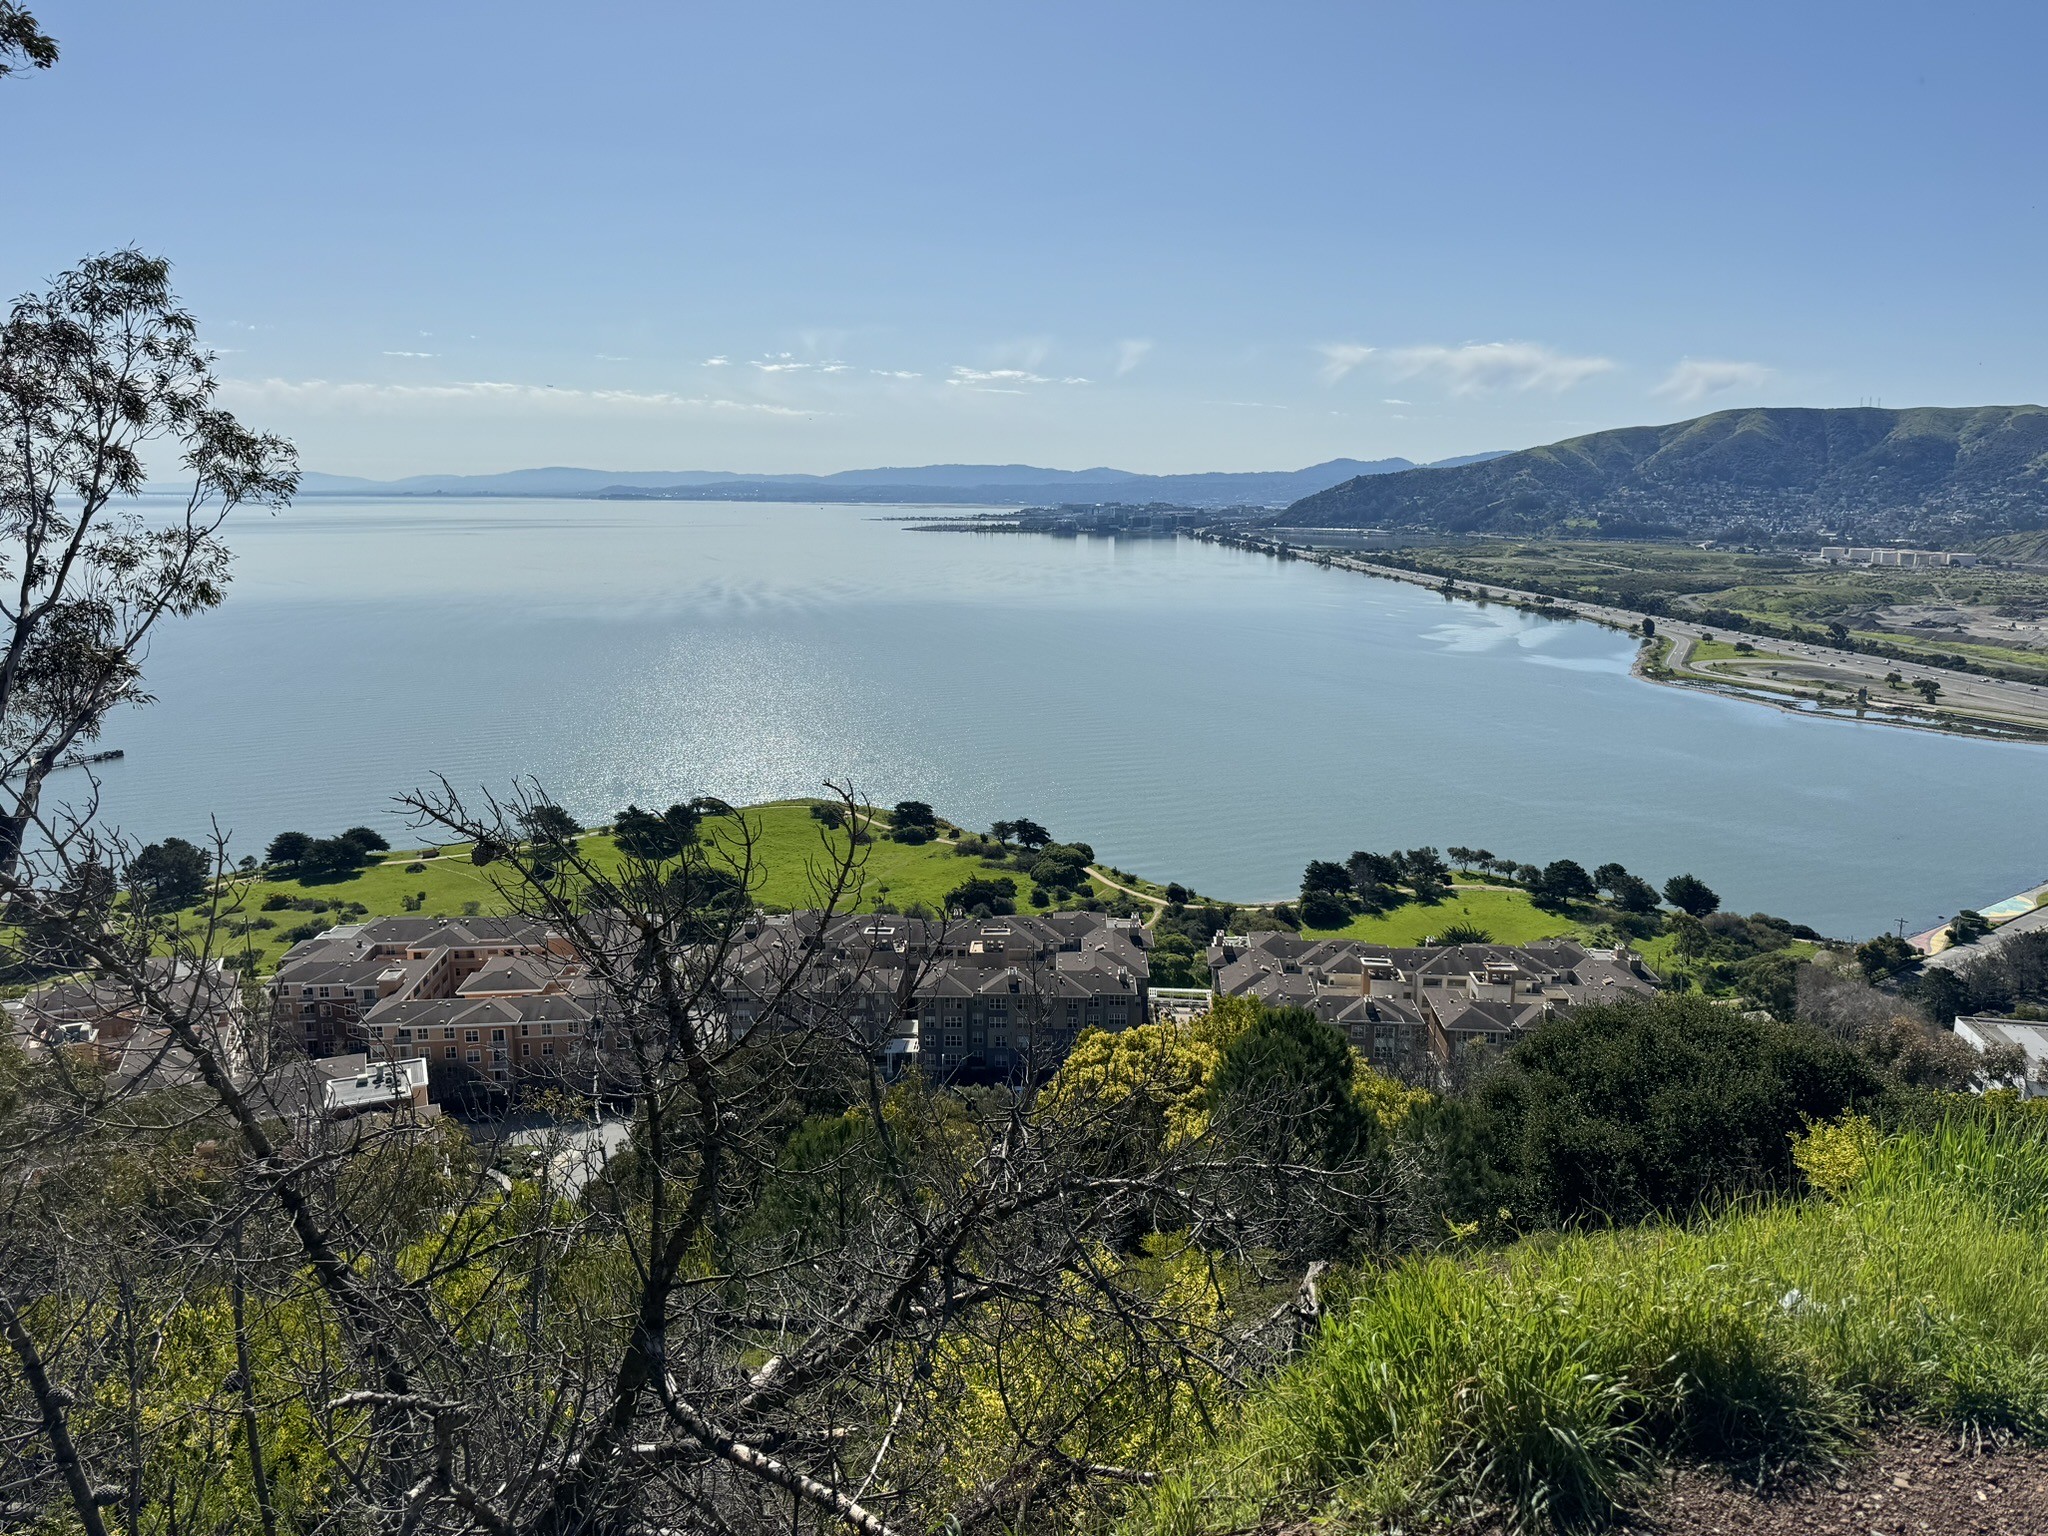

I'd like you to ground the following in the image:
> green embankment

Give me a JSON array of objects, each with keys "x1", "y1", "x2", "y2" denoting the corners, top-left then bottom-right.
[
  {"x1": 1685, "y1": 636, "x2": 1784, "y2": 666},
  {"x1": 1141, "y1": 1113, "x2": 2048, "y2": 1536}
]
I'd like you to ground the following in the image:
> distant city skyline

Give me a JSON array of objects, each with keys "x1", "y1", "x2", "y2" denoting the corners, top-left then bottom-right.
[{"x1": 7, "y1": 1, "x2": 2045, "y2": 478}]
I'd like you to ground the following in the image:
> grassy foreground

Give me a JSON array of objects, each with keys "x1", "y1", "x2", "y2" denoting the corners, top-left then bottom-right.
[{"x1": 1139, "y1": 1112, "x2": 2048, "y2": 1535}]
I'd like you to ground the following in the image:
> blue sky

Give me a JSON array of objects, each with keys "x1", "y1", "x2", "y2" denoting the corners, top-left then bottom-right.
[{"x1": 7, "y1": 1, "x2": 2045, "y2": 477}]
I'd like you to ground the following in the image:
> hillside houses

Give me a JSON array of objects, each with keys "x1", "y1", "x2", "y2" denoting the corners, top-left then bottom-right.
[
  {"x1": 720, "y1": 909, "x2": 1151, "y2": 1077},
  {"x1": 5, "y1": 957, "x2": 251, "y2": 1089},
  {"x1": 1209, "y1": 931, "x2": 1659, "y2": 1076},
  {"x1": 263, "y1": 915, "x2": 583, "y2": 1071},
  {"x1": 249, "y1": 898, "x2": 1659, "y2": 1103}
]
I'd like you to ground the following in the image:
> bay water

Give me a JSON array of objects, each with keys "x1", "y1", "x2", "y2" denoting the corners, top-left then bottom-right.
[{"x1": 84, "y1": 496, "x2": 2048, "y2": 938}]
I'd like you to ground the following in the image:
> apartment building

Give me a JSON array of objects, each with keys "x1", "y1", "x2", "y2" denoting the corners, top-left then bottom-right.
[
  {"x1": 721, "y1": 909, "x2": 1151, "y2": 1078},
  {"x1": 7, "y1": 957, "x2": 251, "y2": 1086},
  {"x1": 1209, "y1": 932, "x2": 1658, "y2": 1077},
  {"x1": 265, "y1": 915, "x2": 570, "y2": 1063},
  {"x1": 352, "y1": 959, "x2": 601, "y2": 1087},
  {"x1": 1817, "y1": 546, "x2": 1979, "y2": 568}
]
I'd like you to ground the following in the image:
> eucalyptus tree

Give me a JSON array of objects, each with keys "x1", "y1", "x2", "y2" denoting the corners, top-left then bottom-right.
[
  {"x1": 0, "y1": 2, "x2": 58, "y2": 78},
  {"x1": 0, "y1": 251, "x2": 296, "y2": 879}
]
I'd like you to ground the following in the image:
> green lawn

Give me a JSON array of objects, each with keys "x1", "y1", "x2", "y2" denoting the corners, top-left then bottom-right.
[
  {"x1": 719, "y1": 801, "x2": 1056, "y2": 913},
  {"x1": 197, "y1": 800, "x2": 1060, "y2": 972},
  {"x1": 1300, "y1": 886, "x2": 1598, "y2": 947},
  {"x1": 184, "y1": 801, "x2": 1803, "y2": 995},
  {"x1": 1687, "y1": 636, "x2": 1784, "y2": 666}
]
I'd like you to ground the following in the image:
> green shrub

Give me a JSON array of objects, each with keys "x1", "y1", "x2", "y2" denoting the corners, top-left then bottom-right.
[{"x1": 1458, "y1": 994, "x2": 1889, "y2": 1229}]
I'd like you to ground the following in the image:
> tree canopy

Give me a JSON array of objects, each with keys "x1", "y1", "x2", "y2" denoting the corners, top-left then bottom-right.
[
  {"x1": 127, "y1": 836, "x2": 210, "y2": 907},
  {"x1": 613, "y1": 801, "x2": 702, "y2": 861},
  {"x1": 1662, "y1": 872, "x2": 1721, "y2": 918}
]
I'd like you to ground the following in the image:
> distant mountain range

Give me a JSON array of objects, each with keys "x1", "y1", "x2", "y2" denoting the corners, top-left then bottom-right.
[
  {"x1": 1281, "y1": 406, "x2": 2048, "y2": 542},
  {"x1": 295, "y1": 453, "x2": 1510, "y2": 509}
]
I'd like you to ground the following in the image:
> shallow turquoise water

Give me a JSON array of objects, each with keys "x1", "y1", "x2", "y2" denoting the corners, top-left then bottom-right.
[{"x1": 81, "y1": 496, "x2": 2048, "y2": 938}]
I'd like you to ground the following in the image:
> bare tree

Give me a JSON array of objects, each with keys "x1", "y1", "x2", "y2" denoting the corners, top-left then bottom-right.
[
  {"x1": 0, "y1": 778, "x2": 1384, "y2": 1535},
  {"x1": 0, "y1": 147, "x2": 1374, "y2": 1532}
]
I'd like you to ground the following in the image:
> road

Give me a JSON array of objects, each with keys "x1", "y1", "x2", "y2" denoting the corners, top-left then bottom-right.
[{"x1": 1924, "y1": 901, "x2": 2048, "y2": 973}]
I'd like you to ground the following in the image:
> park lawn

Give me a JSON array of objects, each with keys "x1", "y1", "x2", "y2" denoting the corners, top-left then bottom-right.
[
  {"x1": 708, "y1": 800, "x2": 1050, "y2": 913},
  {"x1": 201, "y1": 845, "x2": 517, "y2": 970},
  {"x1": 1301, "y1": 886, "x2": 1597, "y2": 947},
  {"x1": 197, "y1": 800, "x2": 1053, "y2": 972}
]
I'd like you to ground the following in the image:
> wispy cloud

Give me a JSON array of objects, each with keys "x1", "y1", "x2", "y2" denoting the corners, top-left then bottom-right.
[
  {"x1": 750, "y1": 352, "x2": 849, "y2": 374},
  {"x1": 870, "y1": 369, "x2": 922, "y2": 380},
  {"x1": 1382, "y1": 397, "x2": 1410, "y2": 406},
  {"x1": 219, "y1": 377, "x2": 817, "y2": 417},
  {"x1": 1115, "y1": 338, "x2": 1153, "y2": 376},
  {"x1": 596, "y1": 353, "x2": 631, "y2": 361},
  {"x1": 702, "y1": 356, "x2": 730, "y2": 367},
  {"x1": 946, "y1": 366, "x2": 1089, "y2": 390},
  {"x1": 382, "y1": 350, "x2": 438, "y2": 358},
  {"x1": 1387, "y1": 341, "x2": 1615, "y2": 394},
  {"x1": 1317, "y1": 343, "x2": 1377, "y2": 384},
  {"x1": 1652, "y1": 357, "x2": 1774, "y2": 403}
]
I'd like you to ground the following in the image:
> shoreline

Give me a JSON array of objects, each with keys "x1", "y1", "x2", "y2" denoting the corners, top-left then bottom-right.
[{"x1": 1199, "y1": 531, "x2": 2048, "y2": 747}]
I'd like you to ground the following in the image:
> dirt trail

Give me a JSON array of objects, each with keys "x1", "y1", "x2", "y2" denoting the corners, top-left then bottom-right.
[{"x1": 1617, "y1": 1426, "x2": 2048, "y2": 1536}]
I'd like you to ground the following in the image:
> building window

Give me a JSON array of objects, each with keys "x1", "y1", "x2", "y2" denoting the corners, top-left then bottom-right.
[
  {"x1": 465, "y1": 1029, "x2": 480, "y2": 1043},
  {"x1": 541, "y1": 1041, "x2": 554, "y2": 1057},
  {"x1": 443, "y1": 1027, "x2": 456, "y2": 1040},
  {"x1": 466, "y1": 1049, "x2": 481, "y2": 1063}
]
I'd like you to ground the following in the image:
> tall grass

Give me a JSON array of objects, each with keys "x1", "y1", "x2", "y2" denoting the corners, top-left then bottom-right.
[{"x1": 1140, "y1": 1115, "x2": 2048, "y2": 1535}]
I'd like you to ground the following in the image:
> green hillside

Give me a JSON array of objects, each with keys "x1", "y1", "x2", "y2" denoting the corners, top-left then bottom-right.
[
  {"x1": 199, "y1": 801, "x2": 1071, "y2": 971},
  {"x1": 1284, "y1": 405, "x2": 2048, "y2": 542},
  {"x1": 1142, "y1": 1113, "x2": 2048, "y2": 1535}
]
